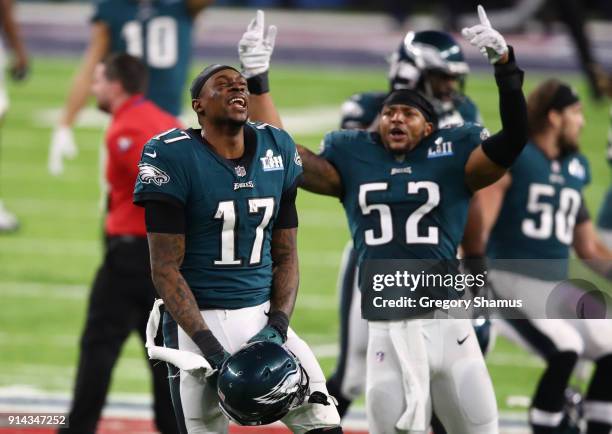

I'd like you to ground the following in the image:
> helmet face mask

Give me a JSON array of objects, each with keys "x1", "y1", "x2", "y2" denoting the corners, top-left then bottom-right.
[{"x1": 216, "y1": 341, "x2": 310, "y2": 426}]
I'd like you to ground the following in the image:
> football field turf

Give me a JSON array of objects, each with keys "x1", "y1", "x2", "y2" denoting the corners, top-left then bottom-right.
[{"x1": 1, "y1": 57, "x2": 610, "y2": 413}]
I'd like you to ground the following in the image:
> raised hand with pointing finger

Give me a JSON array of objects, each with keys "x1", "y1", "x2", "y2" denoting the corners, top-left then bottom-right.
[
  {"x1": 462, "y1": 5, "x2": 509, "y2": 64},
  {"x1": 238, "y1": 10, "x2": 277, "y2": 78}
]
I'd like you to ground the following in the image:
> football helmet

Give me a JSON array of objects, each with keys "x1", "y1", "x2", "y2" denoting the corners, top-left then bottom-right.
[
  {"x1": 389, "y1": 30, "x2": 470, "y2": 95},
  {"x1": 217, "y1": 341, "x2": 309, "y2": 426}
]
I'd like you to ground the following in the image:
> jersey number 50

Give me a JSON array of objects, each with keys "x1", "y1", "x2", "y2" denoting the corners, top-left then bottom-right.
[
  {"x1": 359, "y1": 181, "x2": 440, "y2": 245},
  {"x1": 521, "y1": 183, "x2": 581, "y2": 245}
]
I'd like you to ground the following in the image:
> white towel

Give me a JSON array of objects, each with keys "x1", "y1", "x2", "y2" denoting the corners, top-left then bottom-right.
[
  {"x1": 389, "y1": 320, "x2": 430, "y2": 432},
  {"x1": 146, "y1": 299, "x2": 214, "y2": 381}
]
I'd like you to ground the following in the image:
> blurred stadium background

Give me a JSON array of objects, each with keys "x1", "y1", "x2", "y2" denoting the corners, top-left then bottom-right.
[{"x1": 1, "y1": 1, "x2": 612, "y2": 433}]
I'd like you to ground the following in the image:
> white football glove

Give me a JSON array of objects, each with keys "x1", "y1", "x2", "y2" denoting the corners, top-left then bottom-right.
[
  {"x1": 48, "y1": 126, "x2": 78, "y2": 176},
  {"x1": 462, "y1": 5, "x2": 508, "y2": 64},
  {"x1": 238, "y1": 10, "x2": 277, "y2": 78}
]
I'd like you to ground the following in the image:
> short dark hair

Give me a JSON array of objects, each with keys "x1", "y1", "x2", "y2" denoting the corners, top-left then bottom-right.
[{"x1": 103, "y1": 53, "x2": 148, "y2": 95}]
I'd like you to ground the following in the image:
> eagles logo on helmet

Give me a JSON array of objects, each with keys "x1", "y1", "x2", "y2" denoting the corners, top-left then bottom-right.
[{"x1": 216, "y1": 341, "x2": 309, "y2": 426}]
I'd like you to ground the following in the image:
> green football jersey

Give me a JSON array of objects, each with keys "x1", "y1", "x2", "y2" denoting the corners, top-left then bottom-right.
[
  {"x1": 133, "y1": 123, "x2": 303, "y2": 309},
  {"x1": 320, "y1": 123, "x2": 486, "y2": 264},
  {"x1": 488, "y1": 142, "x2": 591, "y2": 280},
  {"x1": 92, "y1": 0, "x2": 194, "y2": 115}
]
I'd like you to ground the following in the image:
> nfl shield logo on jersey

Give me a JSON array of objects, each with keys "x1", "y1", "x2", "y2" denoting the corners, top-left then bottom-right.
[
  {"x1": 235, "y1": 165, "x2": 247, "y2": 177},
  {"x1": 376, "y1": 351, "x2": 385, "y2": 362}
]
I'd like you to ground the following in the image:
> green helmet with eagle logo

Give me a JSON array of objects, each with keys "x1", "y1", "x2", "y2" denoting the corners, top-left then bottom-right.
[{"x1": 216, "y1": 341, "x2": 309, "y2": 426}]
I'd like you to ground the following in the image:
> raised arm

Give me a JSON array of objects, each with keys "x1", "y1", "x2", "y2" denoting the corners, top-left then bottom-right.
[
  {"x1": 237, "y1": 10, "x2": 283, "y2": 128},
  {"x1": 461, "y1": 6, "x2": 528, "y2": 192},
  {"x1": 237, "y1": 11, "x2": 342, "y2": 197},
  {"x1": 297, "y1": 144, "x2": 342, "y2": 197}
]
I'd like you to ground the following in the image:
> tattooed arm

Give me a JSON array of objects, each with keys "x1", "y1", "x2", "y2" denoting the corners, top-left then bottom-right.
[
  {"x1": 148, "y1": 233, "x2": 206, "y2": 336},
  {"x1": 148, "y1": 232, "x2": 228, "y2": 366},
  {"x1": 270, "y1": 227, "x2": 299, "y2": 318},
  {"x1": 297, "y1": 144, "x2": 342, "y2": 198}
]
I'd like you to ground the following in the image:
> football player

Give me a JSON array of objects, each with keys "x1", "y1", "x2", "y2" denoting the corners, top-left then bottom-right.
[
  {"x1": 0, "y1": 0, "x2": 29, "y2": 232},
  {"x1": 329, "y1": 29, "x2": 485, "y2": 420},
  {"x1": 247, "y1": 6, "x2": 528, "y2": 433},
  {"x1": 48, "y1": 0, "x2": 213, "y2": 175},
  {"x1": 463, "y1": 79, "x2": 612, "y2": 434},
  {"x1": 341, "y1": 30, "x2": 480, "y2": 131},
  {"x1": 133, "y1": 40, "x2": 343, "y2": 434}
]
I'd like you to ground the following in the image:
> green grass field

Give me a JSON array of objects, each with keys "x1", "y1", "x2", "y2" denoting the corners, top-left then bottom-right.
[{"x1": 1, "y1": 57, "x2": 610, "y2": 412}]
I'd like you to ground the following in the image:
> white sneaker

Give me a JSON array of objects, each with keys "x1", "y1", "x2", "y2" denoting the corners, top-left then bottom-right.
[{"x1": 0, "y1": 200, "x2": 19, "y2": 232}]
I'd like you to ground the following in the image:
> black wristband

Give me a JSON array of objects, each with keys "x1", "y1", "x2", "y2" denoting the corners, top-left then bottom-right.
[
  {"x1": 247, "y1": 71, "x2": 270, "y2": 95},
  {"x1": 267, "y1": 310, "x2": 289, "y2": 342},
  {"x1": 192, "y1": 329, "x2": 224, "y2": 361},
  {"x1": 494, "y1": 46, "x2": 524, "y2": 92}
]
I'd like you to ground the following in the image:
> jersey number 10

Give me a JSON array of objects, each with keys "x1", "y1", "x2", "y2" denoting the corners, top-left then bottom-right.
[{"x1": 122, "y1": 17, "x2": 178, "y2": 68}]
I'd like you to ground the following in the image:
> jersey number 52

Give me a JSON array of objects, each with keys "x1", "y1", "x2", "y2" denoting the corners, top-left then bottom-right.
[{"x1": 359, "y1": 181, "x2": 440, "y2": 245}]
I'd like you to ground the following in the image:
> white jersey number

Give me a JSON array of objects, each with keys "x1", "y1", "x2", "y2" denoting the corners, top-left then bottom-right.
[
  {"x1": 122, "y1": 17, "x2": 178, "y2": 68},
  {"x1": 214, "y1": 198, "x2": 275, "y2": 266},
  {"x1": 521, "y1": 183, "x2": 581, "y2": 245},
  {"x1": 359, "y1": 181, "x2": 440, "y2": 246}
]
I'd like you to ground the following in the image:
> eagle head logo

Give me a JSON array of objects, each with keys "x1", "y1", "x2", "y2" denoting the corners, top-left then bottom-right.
[{"x1": 138, "y1": 163, "x2": 170, "y2": 186}]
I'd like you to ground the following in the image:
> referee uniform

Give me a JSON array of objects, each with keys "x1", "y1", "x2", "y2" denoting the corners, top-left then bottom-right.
[{"x1": 61, "y1": 94, "x2": 181, "y2": 434}]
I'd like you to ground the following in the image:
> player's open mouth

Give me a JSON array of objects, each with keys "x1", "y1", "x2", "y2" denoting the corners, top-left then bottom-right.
[
  {"x1": 228, "y1": 96, "x2": 247, "y2": 109},
  {"x1": 389, "y1": 127, "x2": 407, "y2": 139}
]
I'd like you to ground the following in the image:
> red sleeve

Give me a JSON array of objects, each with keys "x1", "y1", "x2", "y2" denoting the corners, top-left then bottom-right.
[{"x1": 107, "y1": 126, "x2": 148, "y2": 180}]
